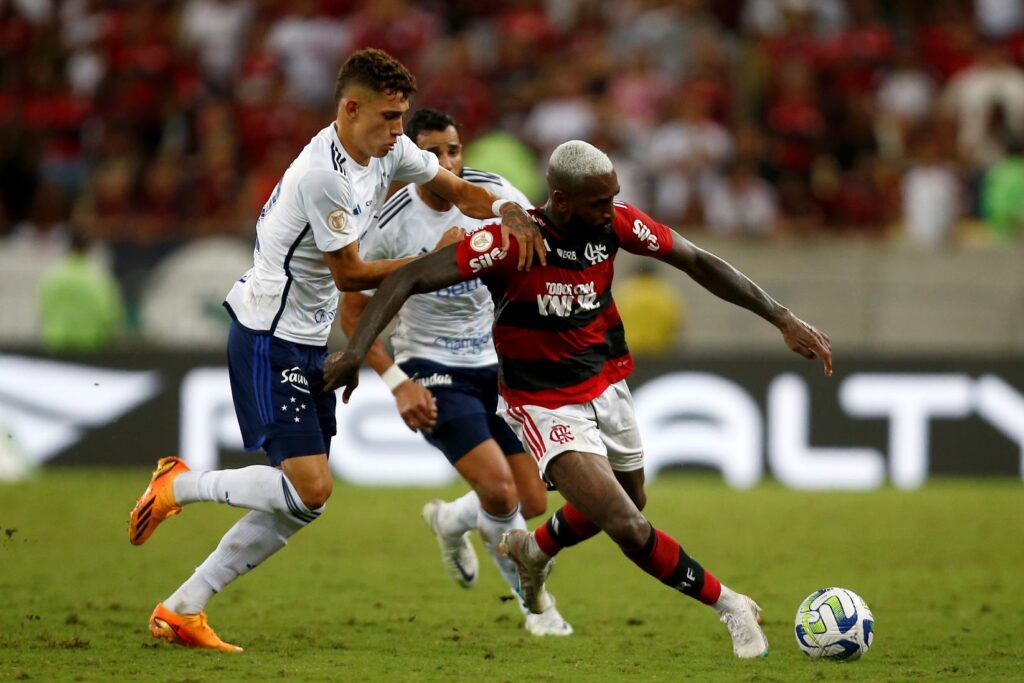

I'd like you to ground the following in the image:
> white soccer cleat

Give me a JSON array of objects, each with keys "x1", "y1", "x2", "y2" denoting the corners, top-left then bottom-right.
[
  {"x1": 498, "y1": 529, "x2": 554, "y2": 614},
  {"x1": 518, "y1": 591, "x2": 573, "y2": 637},
  {"x1": 716, "y1": 591, "x2": 769, "y2": 659},
  {"x1": 421, "y1": 499, "x2": 478, "y2": 588}
]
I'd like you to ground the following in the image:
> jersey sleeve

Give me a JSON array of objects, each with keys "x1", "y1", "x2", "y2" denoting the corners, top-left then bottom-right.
[
  {"x1": 614, "y1": 202, "x2": 675, "y2": 258},
  {"x1": 454, "y1": 224, "x2": 517, "y2": 281},
  {"x1": 296, "y1": 169, "x2": 357, "y2": 252},
  {"x1": 390, "y1": 135, "x2": 441, "y2": 184}
]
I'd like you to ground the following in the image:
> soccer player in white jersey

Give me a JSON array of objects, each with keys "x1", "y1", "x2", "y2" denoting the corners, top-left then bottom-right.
[
  {"x1": 126, "y1": 49, "x2": 545, "y2": 652},
  {"x1": 341, "y1": 109, "x2": 571, "y2": 636}
]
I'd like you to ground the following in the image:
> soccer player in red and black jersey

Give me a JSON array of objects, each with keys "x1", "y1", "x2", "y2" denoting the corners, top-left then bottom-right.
[{"x1": 324, "y1": 140, "x2": 832, "y2": 658}]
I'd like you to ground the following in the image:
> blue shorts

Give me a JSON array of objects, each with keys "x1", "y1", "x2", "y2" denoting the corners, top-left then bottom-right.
[
  {"x1": 227, "y1": 321, "x2": 337, "y2": 466},
  {"x1": 398, "y1": 358, "x2": 525, "y2": 464}
]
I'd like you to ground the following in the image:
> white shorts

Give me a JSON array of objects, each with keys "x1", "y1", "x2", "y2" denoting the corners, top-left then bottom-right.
[{"x1": 498, "y1": 380, "x2": 645, "y2": 476}]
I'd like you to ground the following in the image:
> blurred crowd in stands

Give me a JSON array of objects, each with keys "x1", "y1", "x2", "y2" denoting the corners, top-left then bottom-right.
[{"x1": 4, "y1": 0, "x2": 1024, "y2": 254}]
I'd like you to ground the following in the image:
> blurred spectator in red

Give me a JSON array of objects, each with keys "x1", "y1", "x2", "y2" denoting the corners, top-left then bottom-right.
[
  {"x1": 821, "y1": 0, "x2": 892, "y2": 103},
  {"x1": 917, "y1": 0, "x2": 977, "y2": 81},
  {"x1": 347, "y1": 0, "x2": 438, "y2": 75},
  {"x1": 138, "y1": 152, "x2": 187, "y2": 239},
  {"x1": 766, "y1": 60, "x2": 825, "y2": 175},
  {"x1": 703, "y1": 159, "x2": 780, "y2": 238},
  {"x1": 826, "y1": 152, "x2": 887, "y2": 234}
]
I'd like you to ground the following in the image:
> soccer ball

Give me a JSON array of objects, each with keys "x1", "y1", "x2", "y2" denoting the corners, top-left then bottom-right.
[{"x1": 794, "y1": 587, "x2": 874, "y2": 661}]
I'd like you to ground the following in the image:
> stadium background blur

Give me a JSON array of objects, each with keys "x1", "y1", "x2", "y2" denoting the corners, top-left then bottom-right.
[
  {"x1": 1, "y1": 0, "x2": 1023, "y2": 486},
  {"x1": 2, "y1": 5, "x2": 1023, "y2": 679}
]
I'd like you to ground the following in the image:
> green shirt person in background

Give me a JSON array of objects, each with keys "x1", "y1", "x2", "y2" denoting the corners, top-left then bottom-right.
[
  {"x1": 37, "y1": 231, "x2": 124, "y2": 351},
  {"x1": 981, "y1": 139, "x2": 1024, "y2": 243}
]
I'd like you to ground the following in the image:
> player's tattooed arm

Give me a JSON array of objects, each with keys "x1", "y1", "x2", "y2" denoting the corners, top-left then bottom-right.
[
  {"x1": 424, "y1": 167, "x2": 546, "y2": 270},
  {"x1": 660, "y1": 231, "x2": 833, "y2": 376},
  {"x1": 324, "y1": 245, "x2": 466, "y2": 398}
]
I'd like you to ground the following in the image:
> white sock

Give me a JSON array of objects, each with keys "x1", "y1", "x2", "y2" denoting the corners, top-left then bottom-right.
[
  {"x1": 713, "y1": 584, "x2": 741, "y2": 615},
  {"x1": 164, "y1": 508, "x2": 317, "y2": 614},
  {"x1": 476, "y1": 504, "x2": 527, "y2": 593},
  {"x1": 435, "y1": 490, "x2": 481, "y2": 542},
  {"x1": 172, "y1": 466, "x2": 318, "y2": 524}
]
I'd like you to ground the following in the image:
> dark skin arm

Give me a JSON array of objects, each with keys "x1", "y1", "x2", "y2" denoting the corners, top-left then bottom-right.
[
  {"x1": 660, "y1": 230, "x2": 833, "y2": 376},
  {"x1": 339, "y1": 292, "x2": 437, "y2": 432},
  {"x1": 324, "y1": 245, "x2": 467, "y2": 399}
]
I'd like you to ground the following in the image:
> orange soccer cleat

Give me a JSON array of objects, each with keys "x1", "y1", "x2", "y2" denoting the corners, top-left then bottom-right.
[
  {"x1": 149, "y1": 603, "x2": 243, "y2": 653},
  {"x1": 128, "y1": 456, "x2": 188, "y2": 545}
]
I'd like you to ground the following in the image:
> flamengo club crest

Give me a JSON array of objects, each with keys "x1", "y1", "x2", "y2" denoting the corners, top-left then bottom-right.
[
  {"x1": 549, "y1": 423, "x2": 574, "y2": 444},
  {"x1": 584, "y1": 242, "x2": 608, "y2": 264}
]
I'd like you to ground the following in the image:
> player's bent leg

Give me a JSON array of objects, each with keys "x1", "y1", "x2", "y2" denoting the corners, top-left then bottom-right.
[
  {"x1": 279, "y1": 453, "x2": 333, "y2": 510},
  {"x1": 149, "y1": 603, "x2": 243, "y2": 653},
  {"x1": 129, "y1": 457, "x2": 189, "y2": 545},
  {"x1": 422, "y1": 438, "x2": 515, "y2": 589},
  {"x1": 548, "y1": 452, "x2": 767, "y2": 658},
  {"x1": 506, "y1": 452, "x2": 547, "y2": 520},
  {"x1": 613, "y1": 467, "x2": 647, "y2": 512}
]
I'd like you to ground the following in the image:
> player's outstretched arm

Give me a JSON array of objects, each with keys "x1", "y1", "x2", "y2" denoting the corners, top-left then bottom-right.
[
  {"x1": 424, "y1": 167, "x2": 546, "y2": 270},
  {"x1": 339, "y1": 293, "x2": 437, "y2": 432},
  {"x1": 323, "y1": 242, "x2": 417, "y2": 292},
  {"x1": 324, "y1": 244, "x2": 468, "y2": 399},
  {"x1": 660, "y1": 231, "x2": 833, "y2": 376}
]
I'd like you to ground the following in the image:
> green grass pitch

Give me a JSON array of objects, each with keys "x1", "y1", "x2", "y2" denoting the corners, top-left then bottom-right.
[{"x1": 1, "y1": 470, "x2": 1022, "y2": 682}]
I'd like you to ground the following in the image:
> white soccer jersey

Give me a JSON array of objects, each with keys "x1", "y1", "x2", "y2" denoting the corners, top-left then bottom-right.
[
  {"x1": 224, "y1": 124, "x2": 440, "y2": 345},
  {"x1": 360, "y1": 168, "x2": 531, "y2": 368}
]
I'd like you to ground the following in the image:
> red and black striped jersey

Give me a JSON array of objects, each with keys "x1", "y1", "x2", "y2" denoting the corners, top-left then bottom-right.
[{"x1": 454, "y1": 201, "x2": 674, "y2": 409}]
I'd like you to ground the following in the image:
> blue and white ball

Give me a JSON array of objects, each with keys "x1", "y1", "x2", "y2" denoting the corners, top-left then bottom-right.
[{"x1": 794, "y1": 587, "x2": 874, "y2": 661}]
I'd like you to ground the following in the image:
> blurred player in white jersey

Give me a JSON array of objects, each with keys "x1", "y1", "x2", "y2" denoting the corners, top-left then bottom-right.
[
  {"x1": 341, "y1": 110, "x2": 571, "y2": 636},
  {"x1": 126, "y1": 49, "x2": 545, "y2": 652}
]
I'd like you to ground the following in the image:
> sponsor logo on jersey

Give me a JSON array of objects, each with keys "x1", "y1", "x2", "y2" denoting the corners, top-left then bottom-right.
[
  {"x1": 556, "y1": 248, "x2": 577, "y2": 260},
  {"x1": 632, "y1": 219, "x2": 660, "y2": 251},
  {"x1": 280, "y1": 366, "x2": 311, "y2": 394},
  {"x1": 584, "y1": 242, "x2": 608, "y2": 264},
  {"x1": 314, "y1": 308, "x2": 336, "y2": 324},
  {"x1": 470, "y1": 230, "x2": 494, "y2": 252},
  {"x1": 469, "y1": 247, "x2": 506, "y2": 273},
  {"x1": 414, "y1": 373, "x2": 453, "y2": 388},
  {"x1": 435, "y1": 279, "x2": 482, "y2": 297},
  {"x1": 549, "y1": 423, "x2": 574, "y2": 444},
  {"x1": 328, "y1": 208, "x2": 349, "y2": 233},
  {"x1": 537, "y1": 281, "x2": 599, "y2": 317}
]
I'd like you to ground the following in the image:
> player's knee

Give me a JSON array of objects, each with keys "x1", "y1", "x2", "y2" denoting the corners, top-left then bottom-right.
[
  {"x1": 295, "y1": 476, "x2": 333, "y2": 510},
  {"x1": 607, "y1": 512, "x2": 650, "y2": 549},
  {"x1": 517, "y1": 484, "x2": 547, "y2": 520},
  {"x1": 477, "y1": 478, "x2": 518, "y2": 516}
]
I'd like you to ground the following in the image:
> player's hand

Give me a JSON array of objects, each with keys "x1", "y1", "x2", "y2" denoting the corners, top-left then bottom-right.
[
  {"x1": 777, "y1": 311, "x2": 833, "y2": 376},
  {"x1": 433, "y1": 226, "x2": 465, "y2": 251},
  {"x1": 323, "y1": 350, "x2": 361, "y2": 402},
  {"x1": 498, "y1": 203, "x2": 546, "y2": 270},
  {"x1": 393, "y1": 380, "x2": 437, "y2": 432}
]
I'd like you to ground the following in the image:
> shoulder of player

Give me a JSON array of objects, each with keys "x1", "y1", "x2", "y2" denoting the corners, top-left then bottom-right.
[
  {"x1": 461, "y1": 167, "x2": 505, "y2": 188},
  {"x1": 377, "y1": 185, "x2": 415, "y2": 229}
]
